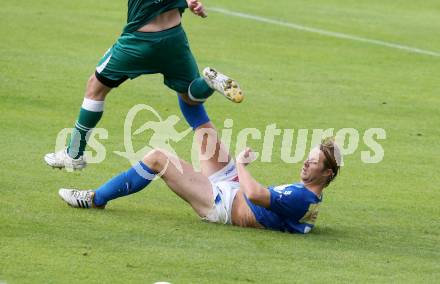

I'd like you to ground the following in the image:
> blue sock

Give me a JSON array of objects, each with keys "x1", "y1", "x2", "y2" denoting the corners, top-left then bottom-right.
[
  {"x1": 93, "y1": 161, "x2": 157, "y2": 206},
  {"x1": 178, "y1": 95, "x2": 210, "y2": 129}
]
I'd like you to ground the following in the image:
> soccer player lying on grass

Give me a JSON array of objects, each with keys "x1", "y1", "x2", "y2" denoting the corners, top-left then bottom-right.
[{"x1": 59, "y1": 122, "x2": 341, "y2": 234}]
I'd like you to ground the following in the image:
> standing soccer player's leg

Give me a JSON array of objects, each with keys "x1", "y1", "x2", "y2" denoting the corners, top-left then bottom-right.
[
  {"x1": 45, "y1": 31, "x2": 158, "y2": 170},
  {"x1": 44, "y1": 40, "x2": 132, "y2": 169},
  {"x1": 43, "y1": 73, "x2": 112, "y2": 170},
  {"x1": 66, "y1": 42, "x2": 132, "y2": 159},
  {"x1": 160, "y1": 25, "x2": 243, "y2": 130},
  {"x1": 67, "y1": 75, "x2": 111, "y2": 159}
]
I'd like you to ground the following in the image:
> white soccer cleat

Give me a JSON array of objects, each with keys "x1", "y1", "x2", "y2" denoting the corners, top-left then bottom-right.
[
  {"x1": 58, "y1": 188, "x2": 101, "y2": 209},
  {"x1": 44, "y1": 149, "x2": 86, "y2": 170},
  {"x1": 203, "y1": 67, "x2": 244, "y2": 103}
]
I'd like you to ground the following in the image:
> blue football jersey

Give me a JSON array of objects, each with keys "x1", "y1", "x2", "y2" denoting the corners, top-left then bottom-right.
[{"x1": 245, "y1": 183, "x2": 322, "y2": 234}]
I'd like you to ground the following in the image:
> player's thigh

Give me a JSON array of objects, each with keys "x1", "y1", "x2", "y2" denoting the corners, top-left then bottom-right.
[{"x1": 147, "y1": 150, "x2": 214, "y2": 216}]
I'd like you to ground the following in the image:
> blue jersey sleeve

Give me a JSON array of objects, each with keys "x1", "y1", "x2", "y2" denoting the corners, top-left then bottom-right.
[{"x1": 268, "y1": 186, "x2": 309, "y2": 220}]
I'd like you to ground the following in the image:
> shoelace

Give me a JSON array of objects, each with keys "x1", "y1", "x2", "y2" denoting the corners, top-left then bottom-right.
[
  {"x1": 72, "y1": 190, "x2": 91, "y2": 202},
  {"x1": 212, "y1": 75, "x2": 227, "y2": 90}
]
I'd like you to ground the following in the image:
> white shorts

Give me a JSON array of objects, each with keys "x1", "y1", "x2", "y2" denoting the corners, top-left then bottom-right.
[{"x1": 202, "y1": 160, "x2": 240, "y2": 225}]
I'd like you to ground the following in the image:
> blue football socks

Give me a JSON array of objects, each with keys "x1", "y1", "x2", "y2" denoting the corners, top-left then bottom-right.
[{"x1": 93, "y1": 161, "x2": 157, "y2": 207}]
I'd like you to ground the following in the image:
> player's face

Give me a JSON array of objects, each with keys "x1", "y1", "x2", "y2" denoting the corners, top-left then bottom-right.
[{"x1": 300, "y1": 147, "x2": 328, "y2": 185}]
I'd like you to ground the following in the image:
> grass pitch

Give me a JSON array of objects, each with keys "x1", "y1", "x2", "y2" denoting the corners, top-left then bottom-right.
[{"x1": 1, "y1": 0, "x2": 439, "y2": 283}]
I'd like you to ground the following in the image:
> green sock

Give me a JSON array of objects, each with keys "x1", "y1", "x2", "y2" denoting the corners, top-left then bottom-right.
[
  {"x1": 188, "y1": 77, "x2": 214, "y2": 102},
  {"x1": 67, "y1": 98, "x2": 104, "y2": 159}
]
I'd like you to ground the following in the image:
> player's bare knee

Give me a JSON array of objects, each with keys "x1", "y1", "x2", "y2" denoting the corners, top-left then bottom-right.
[
  {"x1": 85, "y1": 75, "x2": 96, "y2": 94},
  {"x1": 85, "y1": 74, "x2": 110, "y2": 101},
  {"x1": 142, "y1": 148, "x2": 170, "y2": 171},
  {"x1": 87, "y1": 74, "x2": 95, "y2": 85}
]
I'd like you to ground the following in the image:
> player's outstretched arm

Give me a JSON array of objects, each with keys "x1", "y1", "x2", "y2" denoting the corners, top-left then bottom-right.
[
  {"x1": 187, "y1": 0, "x2": 207, "y2": 18},
  {"x1": 236, "y1": 148, "x2": 270, "y2": 208}
]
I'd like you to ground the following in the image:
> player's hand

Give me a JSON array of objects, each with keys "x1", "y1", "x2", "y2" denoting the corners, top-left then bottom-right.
[
  {"x1": 187, "y1": 0, "x2": 207, "y2": 18},
  {"x1": 236, "y1": 147, "x2": 257, "y2": 166}
]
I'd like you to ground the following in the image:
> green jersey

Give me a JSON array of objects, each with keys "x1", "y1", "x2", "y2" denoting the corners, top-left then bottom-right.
[{"x1": 123, "y1": 0, "x2": 188, "y2": 33}]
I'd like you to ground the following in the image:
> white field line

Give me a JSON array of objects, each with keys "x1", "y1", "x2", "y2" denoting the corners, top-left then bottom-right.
[{"x1": 209, "y1": 7, "x2": 440, "y2": 58}]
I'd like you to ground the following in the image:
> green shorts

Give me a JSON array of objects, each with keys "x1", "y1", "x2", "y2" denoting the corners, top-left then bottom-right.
[{"x1": 95, "y1": 24, "x2": 200, "y2": 93}]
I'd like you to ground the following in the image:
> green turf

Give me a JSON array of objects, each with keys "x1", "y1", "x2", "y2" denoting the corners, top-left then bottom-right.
[{"x1": 1, "y1": 0, "x2": 439, "y2": 283}]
